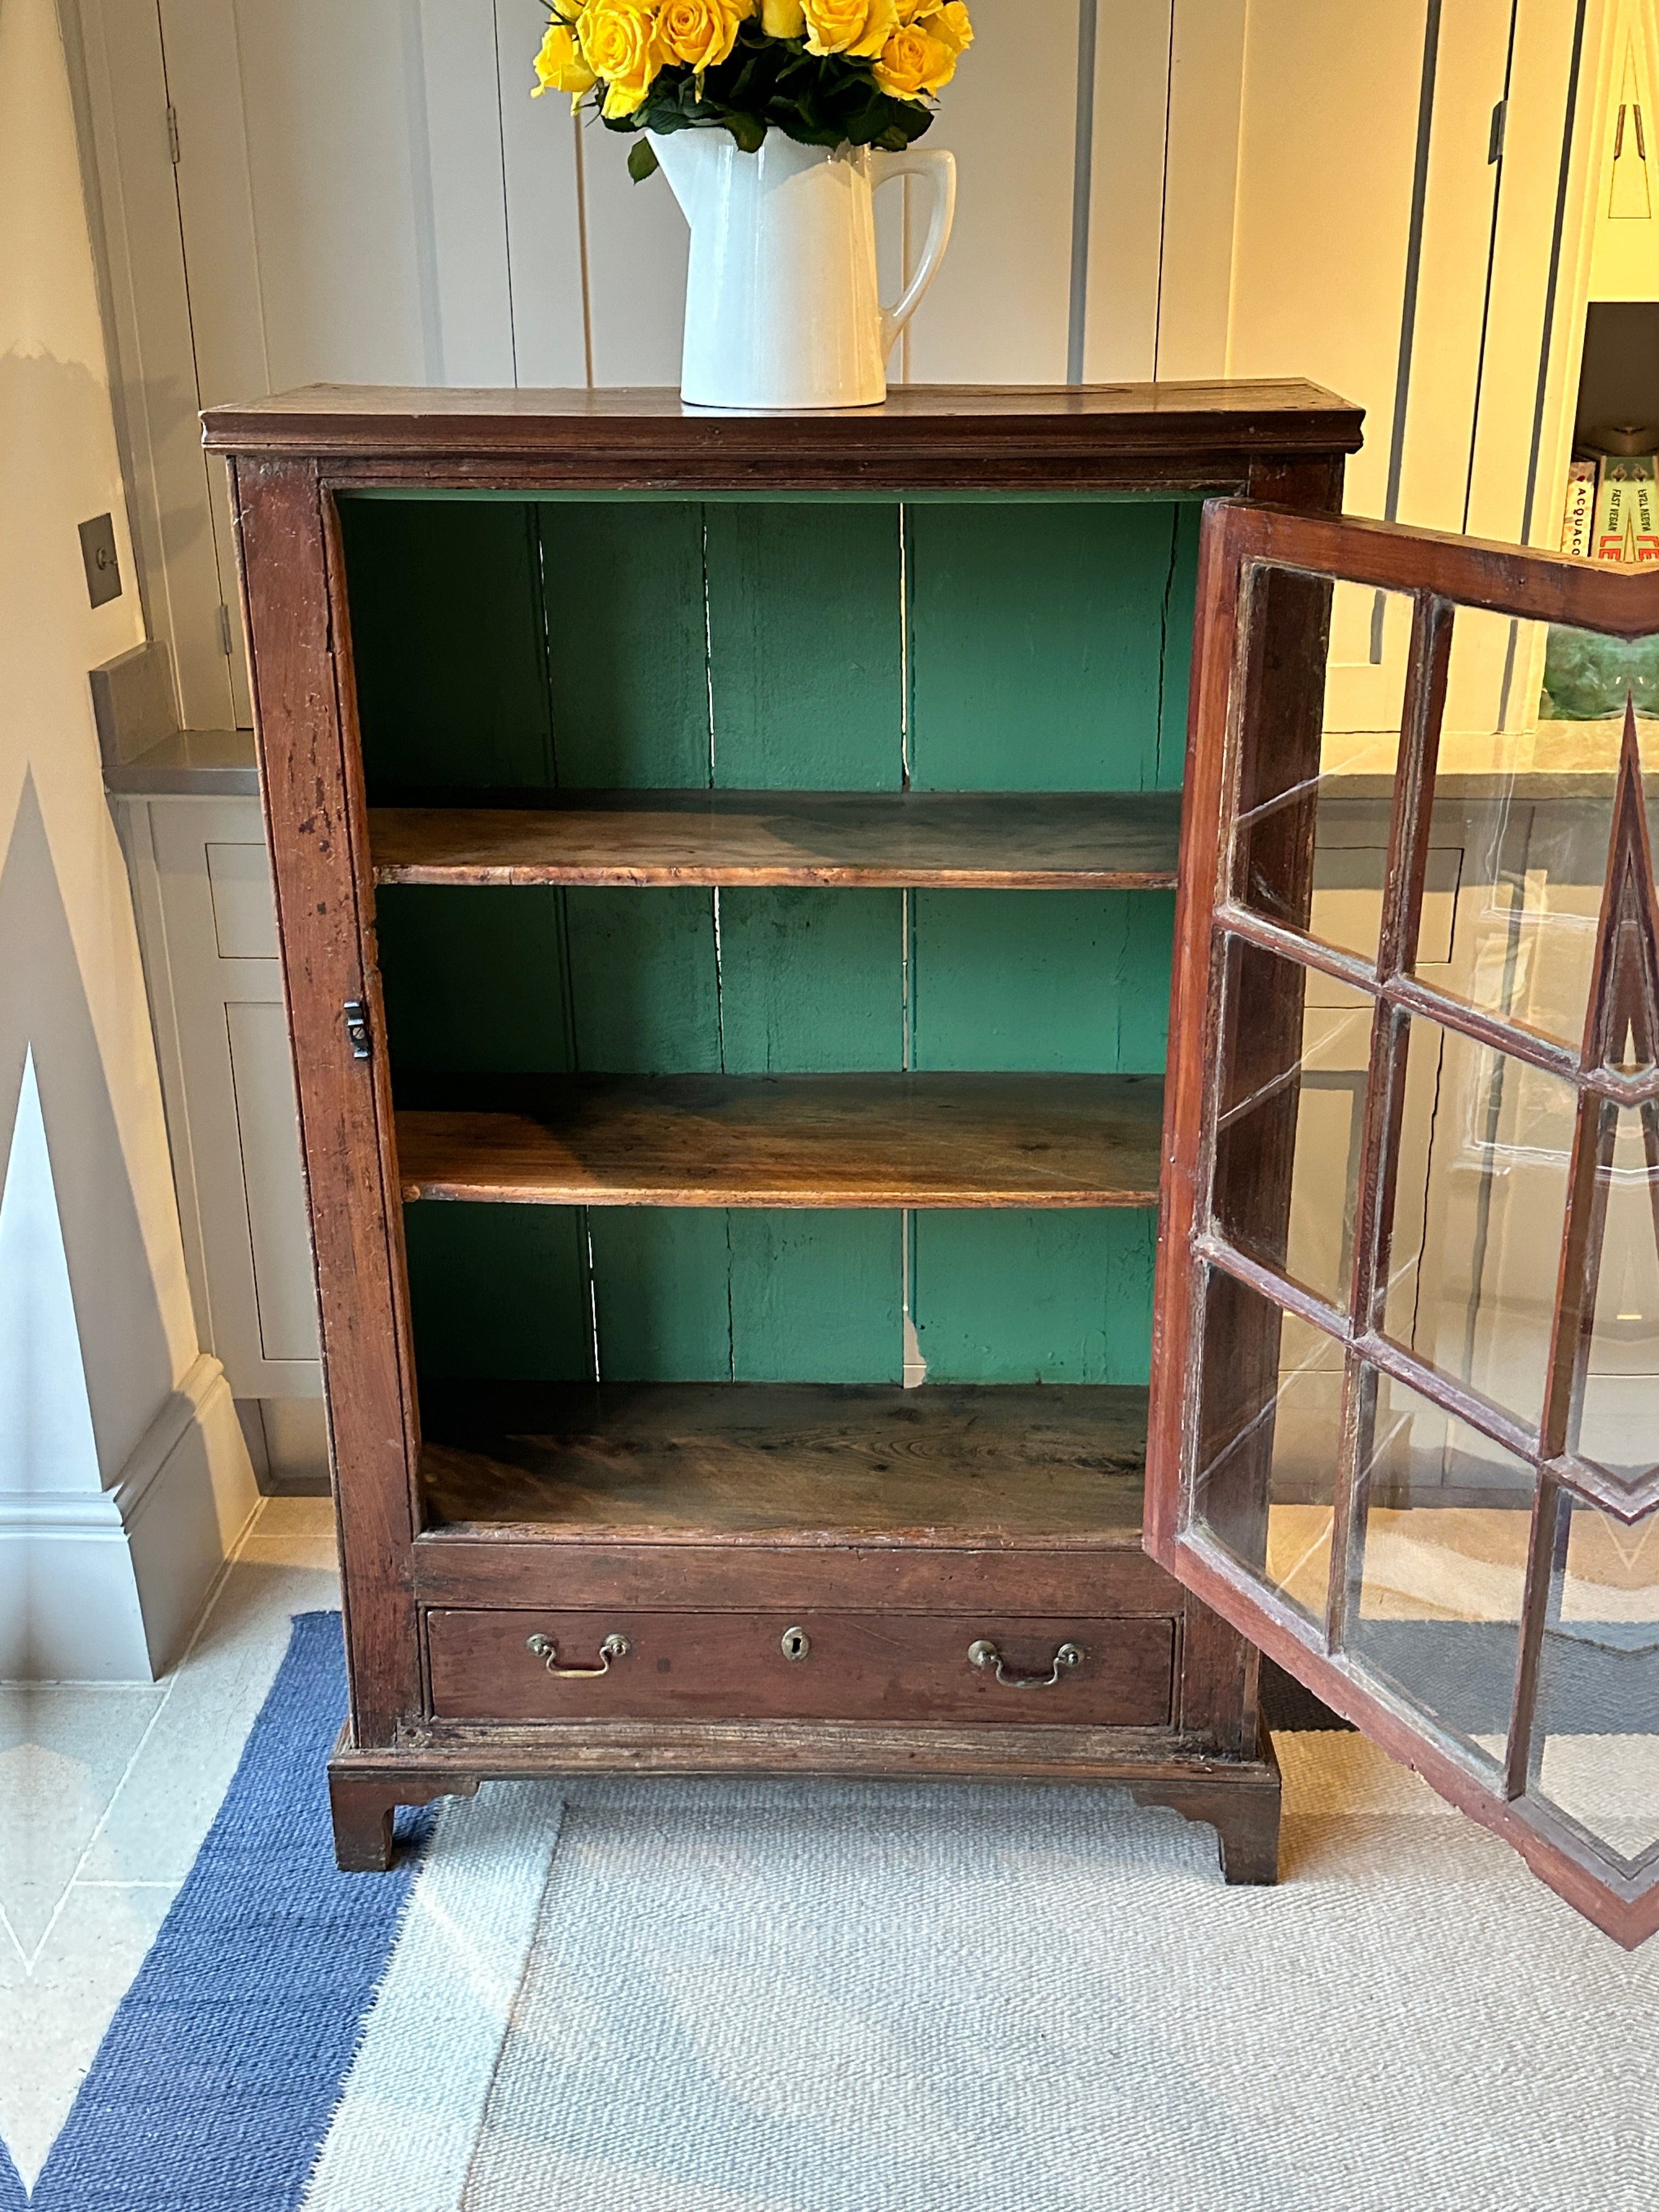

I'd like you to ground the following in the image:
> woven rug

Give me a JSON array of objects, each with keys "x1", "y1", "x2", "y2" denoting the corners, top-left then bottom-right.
[{"x1": 15, "y1": 1615, "x2": 1651, "y2": 2209}]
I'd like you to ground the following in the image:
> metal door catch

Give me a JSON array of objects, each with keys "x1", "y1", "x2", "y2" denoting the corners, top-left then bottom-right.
[{"x1": 344, "y1": 1001, "x2": 370, "y2": 1059}]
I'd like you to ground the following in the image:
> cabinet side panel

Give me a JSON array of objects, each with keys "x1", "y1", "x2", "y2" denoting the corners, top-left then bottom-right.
[{"x1": 233, "y1": 457, "x2": 420, "y2": 1742}]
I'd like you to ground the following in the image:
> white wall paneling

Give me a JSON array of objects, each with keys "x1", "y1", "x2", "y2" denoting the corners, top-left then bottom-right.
[
  {"x1": 907, "y1": 0, "x2": 1082, "y2": 383},
  {"x1": 494, "y1": 0, "x2": 589, "y2": 385},
  {"x1": 1154, "y1": 0, "x2": 1247, "y2": 380},
  {"x1": 1082, "y1": 0, "x2": 1173, "y2": 384},
  {"x1": 121, "y1": 795, "x2": 320, "y2": 1401},
  {"x1": 68, "y1": 0, "x2": 238, "y2": 732}
]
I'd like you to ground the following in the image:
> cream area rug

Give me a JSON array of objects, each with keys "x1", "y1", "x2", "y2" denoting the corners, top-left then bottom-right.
[{"x1": 303, "y1": 1737, "x2": 1651, "y2": 2212}]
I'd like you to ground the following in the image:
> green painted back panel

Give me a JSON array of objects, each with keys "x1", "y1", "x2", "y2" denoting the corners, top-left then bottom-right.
[
  {"x1": 908, "y1": 502, "x2": 1198, "y2": 792},
  {"x1": 705, "y1": 504, "x2": 902, "y2": 789},
  {"x1": 343, "y1": 495, "x2": 1187, "y2": 1389},
  {"x1": 339, "y1": 499, "x2": 554, "y2": 792}
]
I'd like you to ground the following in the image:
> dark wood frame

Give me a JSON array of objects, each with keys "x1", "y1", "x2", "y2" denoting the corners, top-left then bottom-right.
[
  {"x1": 204, "y1": 383, "x2": 1362, "y2": 1882},
  {"x1": 1148, "y1": 495, "x2": 1659, "y2": 1949}
]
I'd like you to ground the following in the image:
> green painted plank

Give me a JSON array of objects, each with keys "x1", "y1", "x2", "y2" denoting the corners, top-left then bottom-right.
[
  {"x1": 912, "y1": 890, "x2": 1175, "y2": 1073},
  {"x1": 717, "y1": 889, "x2": 901, "y2": 1073},
  {"x1": 588, "y1": 1210, "x2": 733, "y2": 1380},
  {"x1": 729, "y1": 1210, "x2": 901, "y2": 1381},
  {"x1": 588, "y1": 1207, "x2": 900, "y2": 1382},
  {"x1": 908, "y1": 501, "x2": 1189, "y2": 792},
  {"x1": 403, "y1": 1201, "x2": 592, "y2": 1382},
  {"x1": 564, "y1": 888, "x2": 720, "y2": 1072},
  {"x1": 338, "y1": 499, "x2": 554, "y2": 794},
  {"x1": 376, "y1": 886, "x2": 573, "y2": 1073},
  {"x1": 704, "y1": 504, "x2": 902, "y2": 788},
  {"x1": 912, "y1": 1211, "x2": 1157, "y2": 1385},
  {"x1": 537, "y1": 501, "x2": 709, "y2": 787},
  {"x1": 1155, "y1": 500, "x2": 1202, "y2": 791}
]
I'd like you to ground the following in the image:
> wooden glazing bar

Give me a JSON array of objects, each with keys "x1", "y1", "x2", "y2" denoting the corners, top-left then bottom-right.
[
  {"x1": 368, "y1": 791, "x2": 1185, "y2": 890},
  {"x1": 1375, "y1": 594, "x2": 1455, "y2": 983},
  {"x1": 394, "y1": 1072, "x2": 1164, "y2": 1209},
  {"x1": 1219, "y1": 903, "x2": 1585, "y2": 1085},
  {"x1": 1505, "y1": 1477, "x2": 1573, "y2": 1803}
]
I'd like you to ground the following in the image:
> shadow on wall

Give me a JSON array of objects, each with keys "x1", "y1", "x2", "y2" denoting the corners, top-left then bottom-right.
[{"x1": 0, "y1": 776, "x2": 174, "y2": 1479}]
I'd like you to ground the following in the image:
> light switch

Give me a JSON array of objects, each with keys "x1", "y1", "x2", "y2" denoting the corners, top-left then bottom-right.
[{"x1": 78, "y1": 514, "x2": 122, "y2": 607}]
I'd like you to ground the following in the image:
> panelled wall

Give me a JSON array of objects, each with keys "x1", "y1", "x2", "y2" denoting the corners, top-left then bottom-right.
[{"x1": 69, "y1": 0, "x2": 1615, "y2": 738}]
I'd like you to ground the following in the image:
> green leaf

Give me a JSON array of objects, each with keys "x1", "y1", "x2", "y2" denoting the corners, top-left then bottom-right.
[
  {"x1": 726, "y1": 111, "x2": 767, "y2": 153},
  {"x1": 627, "y1": 137, "x2": 660, "y2": 182}
]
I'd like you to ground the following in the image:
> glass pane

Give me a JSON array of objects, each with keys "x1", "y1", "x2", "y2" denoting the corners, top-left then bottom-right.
[
  {"x1": 1235, "y1": 574, "x2": 1413, "y2": 965},
  {"x1": 1213, "y1": 938, "x2": 1373, "y2": 1310},
  {"x1": 1383, "y1": 1014, "x2": 1576, "y2": 1435},
  {"x1": 1191, "y1": 1266, "x2": 1344, "y2": 1626},
  {"x1": 1414, "y1": 605, "x2": 1659, "y2": 1048},
  {"x1": 1529, "y1": 1497, "x2": 1659, "y2": 1871},
  {"x1": 1574, "y1": 1106, "x2": 1659, "y2": 1485},
  {"x1": 1346, "y1": 1370, "x2": 1533, "y2": 1778}
]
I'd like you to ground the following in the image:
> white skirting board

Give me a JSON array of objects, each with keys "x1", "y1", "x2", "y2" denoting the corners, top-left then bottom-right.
[{"x1": 0, "y1": 1352, "x2": 259, "y2": 1680}]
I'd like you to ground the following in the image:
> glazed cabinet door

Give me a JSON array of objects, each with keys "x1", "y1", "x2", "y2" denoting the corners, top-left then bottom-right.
[{"x1": 1149, "y1": 496, "x2": 1659, "y2": 1946}]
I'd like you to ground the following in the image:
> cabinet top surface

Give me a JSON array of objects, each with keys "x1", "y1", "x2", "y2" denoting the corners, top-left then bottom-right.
[{"x1": 201, "y1": 379, "x2": 1363, "y2": 469}]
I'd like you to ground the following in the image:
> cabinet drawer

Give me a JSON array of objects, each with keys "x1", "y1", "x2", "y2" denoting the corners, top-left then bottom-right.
[{"x1": 426, "y1": 1609, "x2": 1175, "y2": 1726}]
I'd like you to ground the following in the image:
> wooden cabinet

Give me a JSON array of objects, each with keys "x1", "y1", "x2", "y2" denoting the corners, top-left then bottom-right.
[{"x1": 204, "y1": 382, "x2": 1361, "y2": 1878}]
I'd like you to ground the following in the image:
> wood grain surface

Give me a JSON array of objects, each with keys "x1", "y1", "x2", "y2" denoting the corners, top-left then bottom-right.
[
  {"x1": 369, "y1": 790, "x2": 1185, "y2": 889},
  {"x1": 202, "y1": 380, "x2": 1365, "y2": 473},
  {"x1": 417, "y1": 1380, "x2": 1149, "y2": 1542},
  {"x1": 425, "y1": 1606, "x2": 1176, "y2": 1727},
  {"x1": 395, "y1": 1073, "x2": 1164, "y2": 1207}
]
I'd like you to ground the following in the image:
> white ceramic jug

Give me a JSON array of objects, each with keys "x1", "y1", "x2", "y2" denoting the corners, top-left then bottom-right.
[{"x1": 649, "y1": 130, "x2": 956, "y2": 410}]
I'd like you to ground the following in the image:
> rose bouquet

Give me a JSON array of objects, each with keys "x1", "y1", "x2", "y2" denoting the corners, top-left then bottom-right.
[{"x1": 534, "y1": 1, "x2": 974, "y2": 179}]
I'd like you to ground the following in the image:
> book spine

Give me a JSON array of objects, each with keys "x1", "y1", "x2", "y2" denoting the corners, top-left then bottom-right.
[
  {"x1": 1560, "y1": 460, "x2": 1597, "y2": 557},
  {"x1": 1594, "y1": 459, "x2": 1632, "y2": 562},
  {"x1": 1629, "y1": 456, "x2": 1659, "y2": 564}
]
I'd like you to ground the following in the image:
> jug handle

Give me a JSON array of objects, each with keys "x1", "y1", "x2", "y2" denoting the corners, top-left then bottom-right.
[{"x1": 872, "y1": 148, "x2": 957, "y2": 359}]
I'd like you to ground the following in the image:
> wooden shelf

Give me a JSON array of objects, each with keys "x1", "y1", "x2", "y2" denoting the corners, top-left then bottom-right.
[
  {"x1": 394, "y1": 1073, "x2": 1163, "y2": 1207},
  {"x1": 418, "y1": 1381, "x2": 1148, "y2": 1545},
  {"x1": 369, "y1": 790, "x2": 1183, "y2": 890}
]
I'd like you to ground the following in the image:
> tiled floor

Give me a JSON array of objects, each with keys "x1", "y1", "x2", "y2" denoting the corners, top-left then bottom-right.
[{"x1": 0, "y1": 1496, "x2": 339, "y2": 2190}]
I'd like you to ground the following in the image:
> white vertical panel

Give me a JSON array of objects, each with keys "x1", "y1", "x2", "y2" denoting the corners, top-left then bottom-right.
[
  {"x1": 581, "y1": 123, "x2": 689, "y2": 385},
  {"x1": 494, "y1": 0, "x2": 589, "y2": 386},
  {"x1": 1083, "y1": 0, "x2": 1173, "y2": 382},
  {"x1": 1395, "y1": 1, "x2": 1515, "y2": 532},
  {"x1": 73, "y1": 0, "x2": 235, "y2": 731},
  {"x1": 224, "y1": 1, "x2": 432, "y2": 385},
  {"x1": 417, "y1": 0, "x2": 517, "y2": 384},
  {"x1": 1223, "y1": 0, "x2": 1426, "y2": 521},
  {"x1": 1466, "y1": 0, "x2": 1604, "y2": 548},
  {"x1": 225, "y1": 1002, "x2": 318, "y2": 1364},
  {"x1": 907, "y1": 0, "x2": 1080, "y2": 383},
  {"x1": 1155, "y1": 0, "x2": 1246, "y2": 380}
]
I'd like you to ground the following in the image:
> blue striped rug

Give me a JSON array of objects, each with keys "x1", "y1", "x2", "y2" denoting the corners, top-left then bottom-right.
[{"x1": 24, "y1": 1615, "x2": 431, "y2": 2211}]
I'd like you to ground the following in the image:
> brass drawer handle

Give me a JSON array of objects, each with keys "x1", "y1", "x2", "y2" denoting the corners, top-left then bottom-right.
[
  {"x1": 968, "y1": 1638, "x2": 1084, "y2": 1689},
  {"x1": 526, "y1": 1632, "x2": 630, "y2": 1678}
]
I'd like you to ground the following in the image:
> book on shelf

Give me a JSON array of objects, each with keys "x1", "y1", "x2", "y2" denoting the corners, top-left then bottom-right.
[
  {"x1": 1560, "y1": 459, "x2": 1597, "y2": 557},
  {"x1": 1592, "y1": 453, "x2": 1658, "y2": 562}
]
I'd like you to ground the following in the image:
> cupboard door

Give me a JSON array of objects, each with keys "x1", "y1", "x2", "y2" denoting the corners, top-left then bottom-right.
[{"x1": 1149, "y1": 496, "x2": 1659, "y2": 1946}]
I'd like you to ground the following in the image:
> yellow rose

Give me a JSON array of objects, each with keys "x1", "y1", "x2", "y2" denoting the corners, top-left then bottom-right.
[
  {"x1": 658, "y1": 0, "x2": 750, "y2": 70},
  {"x1": 532, "y1": 16, "x2": 598, "y2": 108},
  {"x1": 580, "y1": 0, "x2": 662, "y2": 117},
  {"x1": 873, "y1": 22, "x2": 956, "y2": 97},
  {"x1": 800, "y1": 0, "x2": 896, "y2": 60},
  {"x1": 895, "y1": 0, "x2": 969, "y2": 49},
  {"x1": 761, "y1": 0, "x2": 805, "y2": 33}
]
